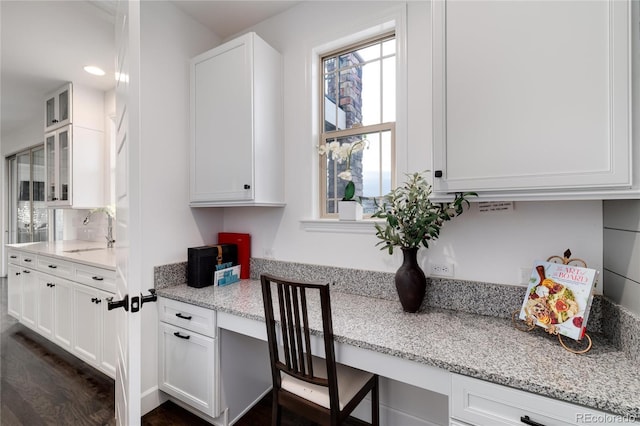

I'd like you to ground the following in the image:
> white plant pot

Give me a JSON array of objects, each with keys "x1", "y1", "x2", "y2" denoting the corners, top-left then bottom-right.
[{"x1": 338, "y1": 201, "x2": 363, "y2": 221}]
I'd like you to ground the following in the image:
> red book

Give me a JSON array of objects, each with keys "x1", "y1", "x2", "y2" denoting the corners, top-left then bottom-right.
[{"x1": 217, "y1": 233, "x2": 251, "y2": 279}]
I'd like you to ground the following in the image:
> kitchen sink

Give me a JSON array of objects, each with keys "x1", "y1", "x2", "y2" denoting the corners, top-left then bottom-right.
[{"x1": 63, "y1": 247, "x2": 106, "y2": 253}]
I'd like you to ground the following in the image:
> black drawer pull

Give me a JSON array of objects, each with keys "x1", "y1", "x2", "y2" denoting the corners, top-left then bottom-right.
[
  {"x1": 15, "y1": 272, "x2": 21, "y2": 276},
  {"x1": 47, "y1": 283, "x2": 55, "y2": 288},
  {"x1": 92, "y1": 276, "x2": 104, "y2": 281},
  {"x1": 10, "y1": 255, "x2": 17, "y2": 259},
  {"x1": 175, "y1": 313, "x2": 192, "y2": 320},
  {"x1": 521, "y1": 415, "x2": 546, "y2": 426},
  {"x1": 48, "y1": 265, "x2": 57, "y2": 269},
  {"x1": 23, "y1": 270, "x2": 30, "y2": 274},
  {"x1": 173, "y1": 332, "x2": 190, "y2": 340},
  {"x1": 24, "y1": 258, "x2": 32, "y2": 262}
]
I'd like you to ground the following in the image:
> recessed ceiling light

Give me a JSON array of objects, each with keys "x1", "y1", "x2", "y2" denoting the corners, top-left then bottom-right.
[{"x1": 84, "y1": 65, "x2": 106, "y2": 76}]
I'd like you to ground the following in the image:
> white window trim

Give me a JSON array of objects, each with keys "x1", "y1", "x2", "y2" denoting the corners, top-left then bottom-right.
[{"x1": 302, "y1": 3, "x2": 408, "y2": 233}]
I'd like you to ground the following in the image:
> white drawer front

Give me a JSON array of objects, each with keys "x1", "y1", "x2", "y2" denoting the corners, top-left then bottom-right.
[
  {"x1": 74, "y1": 264, "x2": 116, "y2": 293},
  {"x1": 451, "y1": 374, "x2": 626, "y2": 426},
  {"x1": 19, "y1": 252, "x2": 37, "y2": 267},
  {"x1": 158, "y1": 322, "x2": 219, "y2": 417},
  {"x1": 37, "y1": 255, "x2": 74, "y2": 279},
  {"x1": 159, "y1": 297, "x2": 216, "y2": 338},
  {"x1": 7, "y1": 249, "x2": 20, "y2": 264}
]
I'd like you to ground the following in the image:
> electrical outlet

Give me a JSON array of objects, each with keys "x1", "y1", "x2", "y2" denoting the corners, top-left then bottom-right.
[{"x1": 430, "y1": 263, "x2": 454, "y2": 277}]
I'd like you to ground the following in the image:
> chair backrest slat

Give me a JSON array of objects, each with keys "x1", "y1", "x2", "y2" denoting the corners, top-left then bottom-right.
[{"x1": 261, "y1": 274, "x2": 335, "y2": 389}]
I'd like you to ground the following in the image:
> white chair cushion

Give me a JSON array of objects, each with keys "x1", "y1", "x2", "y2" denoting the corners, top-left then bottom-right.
[{"x1": 280, "y1": 356, "x2": 374, "y2": 410}]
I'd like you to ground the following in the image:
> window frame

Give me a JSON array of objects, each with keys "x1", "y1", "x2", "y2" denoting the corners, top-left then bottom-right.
[{"x1": 318, "y1": 32, "x2": 397, "y2": 219}]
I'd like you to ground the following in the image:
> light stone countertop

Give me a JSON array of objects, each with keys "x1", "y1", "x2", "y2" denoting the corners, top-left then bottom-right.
[
  {"x1": 157, "y1": 279, "x2": 640, "y2": 419},
  {"x1": 6, "y1": 240, "x2": 116, "y2": 270}
]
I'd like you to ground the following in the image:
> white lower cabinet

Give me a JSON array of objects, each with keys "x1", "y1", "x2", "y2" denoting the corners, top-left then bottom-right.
[
  {"x1": 451, "y1": 374, "x2": 634, "y2": 426},
  {"x1": 20, "y1": 267, "x2": 38, "y2": 330},
  {"x1": 73, "y1": 283, "x2": 102, "y2": 365},
  {"x1": 158, "y1": 297, "x2": 220, "y2": 418},
  {"x1": 7, "y1": 263, "x2": 23, "y2": 320},
  {"x1": 52, "y1": 278, "x2": 74, "y2": 352},
  {"x1": 36, "y1": 272, "x2": 56, "y2": 339},
  {"x1": 5, "y1": 247, "x2": 115, "y2": 379}
]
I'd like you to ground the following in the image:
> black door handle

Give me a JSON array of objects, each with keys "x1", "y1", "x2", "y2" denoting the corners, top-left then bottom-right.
[
  {"x1": 175, "y1": 312, "x2": 192, "y2": 320},
  {"x1": 173, "y1": 332, "x2": 190, "y2": 340},
  {"x1": 141, "y1": 289, "x2": 157, "y2": 307},
  {"x1": 521, "y1": 415, "x2": 546, "y2": 426},
  {"x1": 106, "y1": 295, "x2": 128, "y2": 311}
]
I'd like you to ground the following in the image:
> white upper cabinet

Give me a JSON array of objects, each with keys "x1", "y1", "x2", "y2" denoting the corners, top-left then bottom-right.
[
  {"x1": 45, "y1": 83, "x2": 72, "y2": 132},
  {"x1": 432, "y1": 0, "x2": 632, "y2": 198},
  {"x1": 189, "y1": 32, "x2": 284, "y2": 207},
  {"x1": 43, "y1": 83, "x2": 105, "y2": 208}
]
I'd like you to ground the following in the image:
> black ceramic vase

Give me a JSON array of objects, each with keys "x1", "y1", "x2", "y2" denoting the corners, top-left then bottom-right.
[{"x1": 395, "y1": 247, "x2": 426, "y2": 313}]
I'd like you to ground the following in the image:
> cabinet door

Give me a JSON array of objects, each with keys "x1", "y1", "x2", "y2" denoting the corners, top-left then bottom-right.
[
  {"x1": 432, "y1": 0, "x2": 631, "y2": 194},
  {"x1": 44, "y1": 83, "x2": 72, "y2": 132},
  {"x1": 98, "y1": 289, "x2": 116, "y2": 378},
  {"x1": 158, "y1": 322, "x2": 219, "y2": 417},
  {"x1": 20, "y1": 267, "x2": 37, "y2": 330},
  {"x1": 191, "y1": 35, "x2": 254, "y2": 203},
  {"x1": 45, "y1": 132, "x2": 57, "y2": 203},
  {"x1": 36, "y1": 273, "x2": 55, "y2": 340},
  {"x1": 53, "y1": 278, "x2": 74, "y2": 352},
  {"x1": 7, "y1": 264, "x2": 22, "y2": 320},
  {"x1": 72, "y1": 284, "x2": 100, "y2": 366}
]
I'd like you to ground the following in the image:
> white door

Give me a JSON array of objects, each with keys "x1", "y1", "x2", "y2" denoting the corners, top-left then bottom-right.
[{"x1": 114, "y1": 0, "x2": 142, "y2": 424}]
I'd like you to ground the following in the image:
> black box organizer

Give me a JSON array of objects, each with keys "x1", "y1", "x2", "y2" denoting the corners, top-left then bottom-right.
[{"x1": 187, "y1": 244, "x2": 238, "y2": 288}]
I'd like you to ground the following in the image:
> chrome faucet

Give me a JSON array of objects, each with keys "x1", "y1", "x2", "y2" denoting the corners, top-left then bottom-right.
[{"x1": 83, "y1": 207, "x2": 115, "y2": 248}]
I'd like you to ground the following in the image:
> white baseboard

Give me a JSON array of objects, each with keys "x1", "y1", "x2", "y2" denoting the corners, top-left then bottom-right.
[{"x1": 141, "y1": 386, "x2": 165, "y2": 416}]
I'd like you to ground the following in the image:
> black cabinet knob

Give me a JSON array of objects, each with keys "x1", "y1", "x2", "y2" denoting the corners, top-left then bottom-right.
[{"x1": 244, "y1": 184, "x2": 251, "y2": 190}]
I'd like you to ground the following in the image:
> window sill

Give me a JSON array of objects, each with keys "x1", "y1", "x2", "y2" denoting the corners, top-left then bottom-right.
[{"x1": 300, "y1": 218, "x2": 384, "y2": 234}]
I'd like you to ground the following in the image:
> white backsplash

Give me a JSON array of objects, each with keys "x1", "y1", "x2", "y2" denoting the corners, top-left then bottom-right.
[{"x1": 64, "y1": 209, "x2": 113, "y2": 243}]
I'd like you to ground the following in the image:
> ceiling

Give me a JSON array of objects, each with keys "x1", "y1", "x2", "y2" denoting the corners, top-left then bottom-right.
[{"x1": 0, "y1": 0, "x2": 299, "y2": 142}]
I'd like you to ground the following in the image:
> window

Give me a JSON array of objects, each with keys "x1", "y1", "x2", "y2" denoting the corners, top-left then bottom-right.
[{"x1": 319, "y1": 33, "x2": 396, "y2": 218}]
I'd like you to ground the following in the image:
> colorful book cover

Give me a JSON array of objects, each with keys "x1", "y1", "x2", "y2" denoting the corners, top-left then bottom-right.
[
  {"x1": 214, "y1": 265, "x2": 241, "y2": 286},
  {"x1": 519, "y1": 260, "x2": 599, "y2": 341}
]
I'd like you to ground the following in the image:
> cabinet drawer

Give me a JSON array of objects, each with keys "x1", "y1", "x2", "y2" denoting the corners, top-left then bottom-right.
[
  {"x1": 19, "y1": 252, "x2": 37, "y2": 267},
  {"x1": 7, "y1": 249, "x2": 20, "y2": 264},
  {"x1": 74, "y1": 264, "x2": 116, "y2": 293},
  {"x1": 158, "y1": 322, "x2": 219, "y2": 417},
  {"x1": 451, "y1": 374, "x2": 622, "y2": 426},
  {"x1": 37, "y1": 255, "x2": 74, "y2": 279},
  {"x1": 159, "y1": 297, "x2": 216, "y2": 338}
]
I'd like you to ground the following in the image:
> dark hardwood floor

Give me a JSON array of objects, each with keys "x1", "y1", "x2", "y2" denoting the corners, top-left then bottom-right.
[{"x1": 0, "y1": 278, "x2": 367, "y2": 425}]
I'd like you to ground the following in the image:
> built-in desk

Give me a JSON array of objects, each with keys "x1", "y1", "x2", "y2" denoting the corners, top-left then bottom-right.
[{"x1": 157, "y1": 280, "x2": 640, "y2": 425}]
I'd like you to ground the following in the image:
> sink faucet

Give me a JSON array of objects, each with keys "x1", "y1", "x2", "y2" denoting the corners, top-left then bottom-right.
[{"x1": 83, "y1": 207, "x2": 115, "y2": 248}]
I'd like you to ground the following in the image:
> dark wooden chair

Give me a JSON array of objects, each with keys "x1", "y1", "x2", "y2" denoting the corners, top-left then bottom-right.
[{"x1": 260, "y1": 273, "x2": 380, "y2": 426}]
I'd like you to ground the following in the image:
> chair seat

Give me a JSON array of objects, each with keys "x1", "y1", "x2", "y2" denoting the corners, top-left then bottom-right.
[{"x1": 281, "y1": 356, "x2": 374, "y2": 410}]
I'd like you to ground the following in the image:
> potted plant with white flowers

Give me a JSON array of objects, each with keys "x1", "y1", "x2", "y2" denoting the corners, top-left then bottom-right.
[
  {"x1": 318, "y1": 138, "x2": 368, "y2": 220},
  {"x1": 372, "y1": 171, "x2": 476, "y2": 312}
]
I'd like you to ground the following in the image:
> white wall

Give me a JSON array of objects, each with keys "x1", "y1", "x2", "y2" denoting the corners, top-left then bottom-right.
[
  {"x1": 139, "y1": 0, "x2": 222, "y2": 413},
  {"x1": 221, "y1": 1, "x2": 604, "y2": 286}
]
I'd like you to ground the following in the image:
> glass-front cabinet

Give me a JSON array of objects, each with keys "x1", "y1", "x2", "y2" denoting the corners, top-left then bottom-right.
[
  {"x1": 44, "y1": 83, "x2": 72, "y2": 132},
  {"x1": 45, "y1": 125, "x2": 72, "y2": 207},
  {"x1": 7, "y1": 146, "x2": 49, "y2": 244}
]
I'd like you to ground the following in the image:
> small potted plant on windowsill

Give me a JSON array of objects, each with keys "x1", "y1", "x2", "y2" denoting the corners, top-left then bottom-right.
[
  {"x1": 318, "y1": 138, "x2": 368, "y2": 220},
  {"x1": 372, "y1": 171, "x2": 476, "y2": 312}
]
